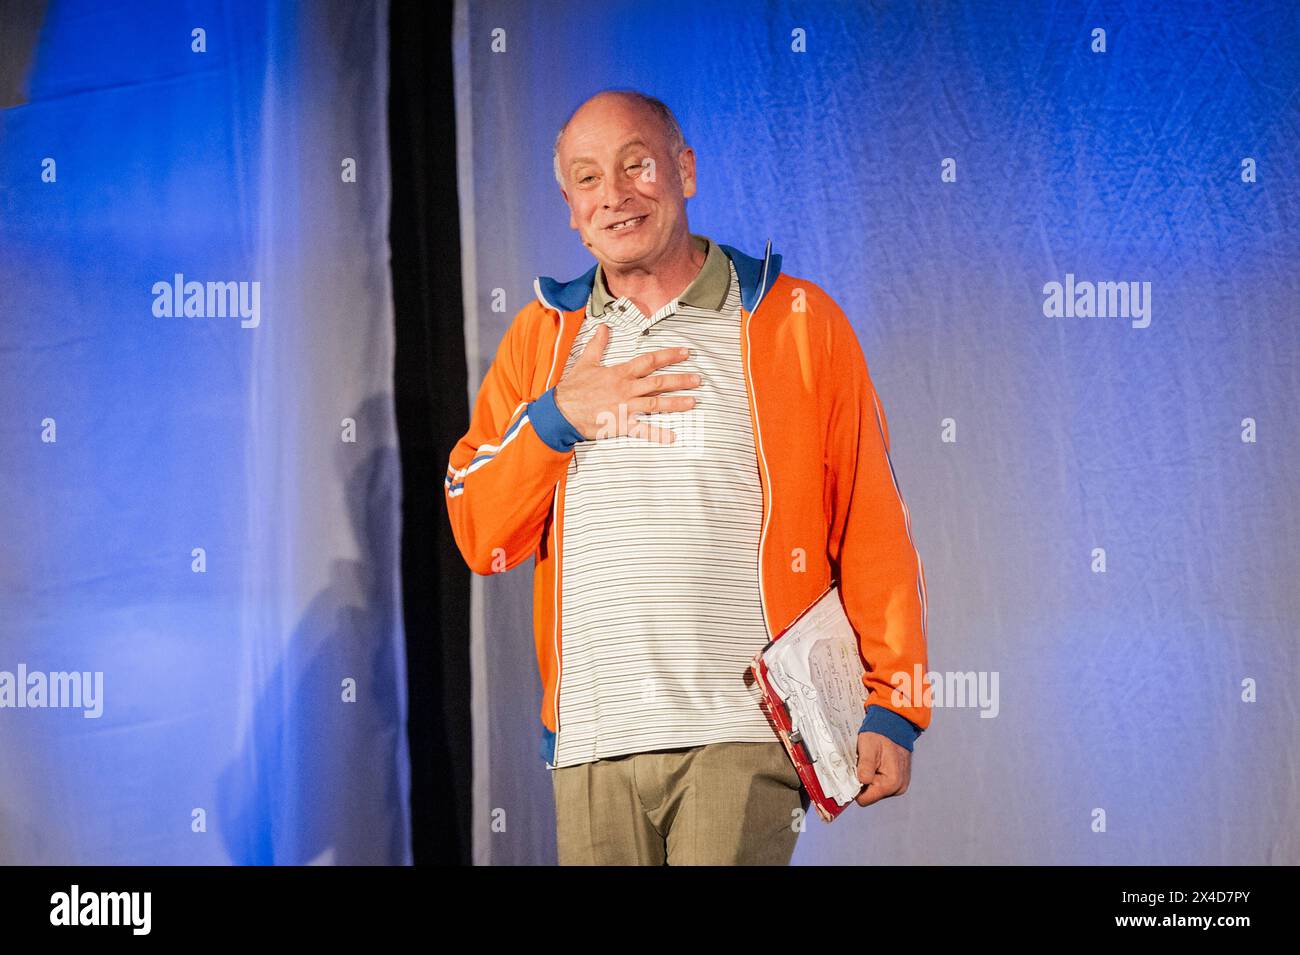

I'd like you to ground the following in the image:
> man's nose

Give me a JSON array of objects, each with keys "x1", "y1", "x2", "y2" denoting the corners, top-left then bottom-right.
[{"x1": 600, "y1": 170, "x2": 634, "y2": 208}]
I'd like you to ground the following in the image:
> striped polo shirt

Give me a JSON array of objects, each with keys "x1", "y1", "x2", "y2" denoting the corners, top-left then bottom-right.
[{"x1": 551, "y1": 234, "x2": 777, "y2": 768}]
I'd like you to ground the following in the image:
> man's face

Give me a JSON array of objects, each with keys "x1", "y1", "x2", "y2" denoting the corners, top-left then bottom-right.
[{"x1": 557, "y1": 95, "x2": 695, "y2": 271}]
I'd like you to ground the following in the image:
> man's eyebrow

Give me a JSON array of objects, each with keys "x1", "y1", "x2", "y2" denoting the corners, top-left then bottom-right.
[{"x1": 568, "y1": 139, "x2": 651, "y2": 169}]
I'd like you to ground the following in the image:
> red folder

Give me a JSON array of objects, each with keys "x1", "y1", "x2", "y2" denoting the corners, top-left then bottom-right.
[{"x1": 750, "y1": 584, "x2": 863, "y2": 823}]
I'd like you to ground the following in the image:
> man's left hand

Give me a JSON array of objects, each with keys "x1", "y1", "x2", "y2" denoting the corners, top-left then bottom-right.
[{"x1": 854, "y1": 732, "x2": 912, "y2": 807}]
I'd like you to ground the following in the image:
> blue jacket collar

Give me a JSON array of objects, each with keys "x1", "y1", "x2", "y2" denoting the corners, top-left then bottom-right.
[{"x1": 534, "y1": 239, "x2": 782, "y2": 315}]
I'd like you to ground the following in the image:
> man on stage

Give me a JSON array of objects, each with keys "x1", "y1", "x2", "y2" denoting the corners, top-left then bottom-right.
[{"x1": 445, "y1": 89, "x2": 930, "y2": 865}]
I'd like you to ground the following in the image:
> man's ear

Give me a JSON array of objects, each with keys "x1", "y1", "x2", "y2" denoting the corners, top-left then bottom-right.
[
  {"x1": 561, "y1": 187, "x2": 577, "y2": 229},
  {"x1": 678, "y1": 147, "x2": 697, "y2": 199}
]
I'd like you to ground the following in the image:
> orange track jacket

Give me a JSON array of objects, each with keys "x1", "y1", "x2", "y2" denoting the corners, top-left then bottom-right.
[{"x1": 445, "y1": 241, "x2": 931, "y2": 764}]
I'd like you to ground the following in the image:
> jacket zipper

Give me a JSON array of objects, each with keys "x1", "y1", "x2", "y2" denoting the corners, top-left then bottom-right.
[
  {"x1": 537, "y1": 300, "x2": 572, "y2": 766},
  {"x1": 743, "y1": 241, "x2": 776, "y2": 639}
]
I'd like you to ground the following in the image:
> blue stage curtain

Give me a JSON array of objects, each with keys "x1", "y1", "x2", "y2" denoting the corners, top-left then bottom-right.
[
  {"x1": 452, "y1": 0, "x2": 1300, "y2": 864},
  {"x1": 0, "y1": 1, "x2": 409, "y2": 864}
]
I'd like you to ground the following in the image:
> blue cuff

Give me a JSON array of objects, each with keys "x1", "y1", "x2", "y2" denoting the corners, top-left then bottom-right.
[
  {"x1": 859, "y1": 705, "x2": 922, "y2": 752},
  {"x1": 527, "y1": 387, "x2": 584, "y2": 452}
]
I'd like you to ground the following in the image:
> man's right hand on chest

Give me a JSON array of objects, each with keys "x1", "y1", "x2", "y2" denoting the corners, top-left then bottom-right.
[{"x1": 553, "y1": 323, "x2": 699, "y2": 445}]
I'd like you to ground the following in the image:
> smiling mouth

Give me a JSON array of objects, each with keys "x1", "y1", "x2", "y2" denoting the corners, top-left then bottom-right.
[{"x1": 606, "y1": 215, "x2": 647, "y2": 232}]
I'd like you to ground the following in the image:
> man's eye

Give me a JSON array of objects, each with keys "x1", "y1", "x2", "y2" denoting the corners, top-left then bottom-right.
[{"x1": 579, "y1": 174, "x2": 595, "y2": 184}]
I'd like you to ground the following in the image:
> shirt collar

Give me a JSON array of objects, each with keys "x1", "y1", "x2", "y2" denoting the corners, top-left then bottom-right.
[{"x1": 589, "y1": 233, "x2": 731, "y2": 318}]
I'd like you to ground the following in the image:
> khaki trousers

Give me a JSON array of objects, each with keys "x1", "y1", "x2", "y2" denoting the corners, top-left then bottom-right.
[{"x1": 551, "y1": 740, "x2": 810, "y2": 865}]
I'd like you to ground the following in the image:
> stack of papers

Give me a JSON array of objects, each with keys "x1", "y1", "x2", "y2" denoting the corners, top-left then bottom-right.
[{"x1": 759, "y1": 587, "x2": 869, "y2": 807}]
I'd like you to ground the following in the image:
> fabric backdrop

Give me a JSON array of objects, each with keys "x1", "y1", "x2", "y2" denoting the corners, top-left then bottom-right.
[
  {"x1": 0, "y1": 0, "x2": 409, "y2": 863},
  {"x1": 453, "y1": 0, "x2": 1300, "y2": 865}
]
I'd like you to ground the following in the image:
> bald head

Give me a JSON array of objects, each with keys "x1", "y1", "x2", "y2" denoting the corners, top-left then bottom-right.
[{"x1": 552, "y1": 90, "x2": 686, "y2": 187}]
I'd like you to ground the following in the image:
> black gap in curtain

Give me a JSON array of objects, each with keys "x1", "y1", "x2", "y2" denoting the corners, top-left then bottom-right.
[{"x1": 389, "y1": 0, "x2": 472, "y2": 866}]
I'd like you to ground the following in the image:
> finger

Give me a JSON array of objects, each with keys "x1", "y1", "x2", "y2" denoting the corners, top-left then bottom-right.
[
  {"x1": 627, "y1": 345, "x2": 689, "y2": 377},
  {"x1": 855, "y1": 769, "x2": 901, "y2": 807},
  {"x1": 630, "y1": 372, "x2": 701, "y2": 397},
  {"x1": 628, "y1": 394, "x2": 696, "y2": 416},
  {"x1": 577, "y1": 322, "x2": 611, "y2": 365},
  {"x1": 627, "y1": 415, "x2": 676, "y2": 445},
  {"x1": 856, "y1": 733, "x2": 883, "y2": 786}
]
